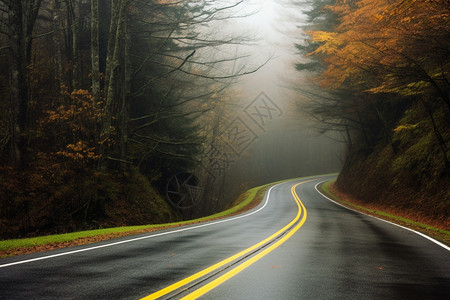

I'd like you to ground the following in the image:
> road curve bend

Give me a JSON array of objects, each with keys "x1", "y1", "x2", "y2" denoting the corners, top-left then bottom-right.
[{"x1": 0, "y1": 175, "x2": 449, "y2": 299}]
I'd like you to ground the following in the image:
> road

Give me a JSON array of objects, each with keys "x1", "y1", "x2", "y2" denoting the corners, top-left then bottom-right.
[{"x1": 1, "y1": 176, "x2": 449, "y2": 299}]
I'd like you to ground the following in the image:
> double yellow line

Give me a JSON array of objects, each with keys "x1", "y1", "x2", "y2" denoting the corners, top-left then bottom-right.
[{"x1": 142, "y1": 181, "x2": 309, "y2": 300}]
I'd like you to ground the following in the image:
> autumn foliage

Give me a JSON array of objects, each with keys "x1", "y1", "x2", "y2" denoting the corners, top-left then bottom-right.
[
  {"x1": 311, "y1": 0, "x2": 449, "y2": 101},
  {"x1": 0, "y1": 1, "x2": 251, "y2": 238},
  {"x1": 39, "y1": 89, "x2": 103, "y2": 164},
  {"x1": 297, "y1": 0, "x2": 449, "y2": 225},
  {"x1": 300, "y1": 0, "x2": 449, "y2": 161}
]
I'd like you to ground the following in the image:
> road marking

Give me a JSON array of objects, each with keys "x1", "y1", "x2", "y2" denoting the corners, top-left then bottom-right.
[
  {"x1": 142, "y1": 181, "x2": 308, "y2": 300},
  {"x1": 0, "y1": 183, "x2": 276, "y2": 269},
  {"x1": 314, "y1": 181, "x2": 450, "y2": 252}
]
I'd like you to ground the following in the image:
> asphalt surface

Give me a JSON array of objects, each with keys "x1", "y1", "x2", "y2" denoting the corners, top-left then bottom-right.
[{"x1": 1, "y1": 175, "x2": 449, "y2": 299}]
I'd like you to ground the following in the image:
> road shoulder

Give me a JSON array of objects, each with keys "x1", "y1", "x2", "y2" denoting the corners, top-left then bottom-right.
[{"x1": 317, "y1": 180, "x2": 450, "y2": 247}]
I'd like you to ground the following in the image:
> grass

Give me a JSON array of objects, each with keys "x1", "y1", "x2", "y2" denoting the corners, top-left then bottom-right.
[
  {"x1": 320, "y1": 180, "x2": 450, "y2": 246},
  {"x1": 0, "y1": 225, "x2": 153, "y2": 251},
  {"x1": 0, "y1": 180, "x2": 279, "y2": 256},
  {"x1": 0, "y1": 174, "x2": 335, "y2": 257}
]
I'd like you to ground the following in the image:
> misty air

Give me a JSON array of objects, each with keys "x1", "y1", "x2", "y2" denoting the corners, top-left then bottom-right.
[{"x1": 0, "y1": 1, "x2": 449, "y2": 299}]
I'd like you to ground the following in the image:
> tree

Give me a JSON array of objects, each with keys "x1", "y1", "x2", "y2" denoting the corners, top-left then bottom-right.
[
  {"x1": 1, "y1": 0, "x2": 43, "y2": 168},
  {"x1": 97, "y1": 0, "x2": 261, "y2": 174},
  {"x1": 294, "y1": 0, "x2": 449, "y2": 168},
  {"x1": 90, "y1": 0, "x2": 100, "y2": 101},
  {"x1": 0, "y1": 0, "x2": 266, "y2": 235}
]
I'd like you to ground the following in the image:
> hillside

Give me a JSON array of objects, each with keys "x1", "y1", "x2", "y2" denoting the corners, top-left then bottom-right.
[
  {"x1": 0, "y1": 169, "x2": 180, "y2": 239},
  {"x1": 335, "y1": 103, "x2": 449, "y2": 230},
  {"x1": 0, "y1": 2, "x2": 255, "y2": 239},
  {"x1": 293, "y1": 0, "x2": 449, "y2": 231}
]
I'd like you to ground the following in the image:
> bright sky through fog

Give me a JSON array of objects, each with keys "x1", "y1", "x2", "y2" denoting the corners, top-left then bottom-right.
[
  {"x1": 238, "y1": 0, "x2": 283, "y2": 44},
  {"x1": 230, "y1": 0, "x2": 303, "y2": 107}
]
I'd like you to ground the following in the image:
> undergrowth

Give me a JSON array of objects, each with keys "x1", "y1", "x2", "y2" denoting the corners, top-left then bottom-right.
[
  {"x1": 0, "y1": 180, "x2": 274, "y2": 256},
  {"x1": 336, "y1": 101, "x2": 450, "y2": 229}
]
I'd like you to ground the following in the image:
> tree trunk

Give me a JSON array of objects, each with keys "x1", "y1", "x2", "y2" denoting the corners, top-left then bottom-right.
[
  {"x1": 352, "y1": 98, "x2": 370, "y2": 147},
  {"x1": 119, "y1": 12, "x2": 131, "y2": 169},
  {"x1": 420, "y1": 98, "x2": 450, "y2": 172},
  {"x1": 52, "y1": 0, "x2": 63, "y2": 96},
  {"x1": 63, "y1": 0, "x2": 73, "y2": 90},
  {"x1": 345, "y1": 124, "x2": 353, "y2": 149},
  {"x1": 90, "y1": 0, "x2": 100, "y2": 101},
  {"x1": 373, "y1": 102, "x2": 397, "y2": 154},
  {"x1": 7, "y1": 0, "x2": 43, "y2": 169},
  {"x1": 64, "y1": 0, "x2": 78, "y2": 90},
  {"x1": 104, "y1": 0, "x2": 118, "y2": 92},
  {"x1": 100, "y1": 0, "x2": 128, "y2": 168}
]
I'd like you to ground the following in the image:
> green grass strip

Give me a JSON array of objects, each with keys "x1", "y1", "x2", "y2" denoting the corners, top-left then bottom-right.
[
  {"x1": 0, "y1": 181, "x2": 277, "y2": 253},
  {"x1": 0, "y1": 174, "x2": 336, "y2": 254},
  {"x1": 0, "y1": 225, "x2": 153, "y2": 251}
]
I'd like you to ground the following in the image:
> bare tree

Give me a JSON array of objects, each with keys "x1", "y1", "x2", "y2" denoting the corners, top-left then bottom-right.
[
  {"x1": 1, "y1": 0, "x2": 43, "y2": 168},
  {"x1": 90, "y1": 0, "x2": 100, "y2": 101}
]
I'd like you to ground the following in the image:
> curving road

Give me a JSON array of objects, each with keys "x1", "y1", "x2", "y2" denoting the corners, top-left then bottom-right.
[{"x1": 1, "y1": 176, "x2": 449, "y2": 299}]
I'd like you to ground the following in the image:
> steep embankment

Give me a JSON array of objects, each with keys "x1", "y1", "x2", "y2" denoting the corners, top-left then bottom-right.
[
  {"x1": 0, "y1": 168, "x2": 180, "y2": 239},
  {"x1": 335, "y1": 103, "x2": 450, "y2": 230},
  {"x1": 0, "y1": 179, "x2": 270, "y2": 258}
]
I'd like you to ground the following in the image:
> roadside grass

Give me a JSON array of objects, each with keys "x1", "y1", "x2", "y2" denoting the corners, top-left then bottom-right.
[
  {"x1": 319, "y1": 180, "x2": 450, "y2": 246},
  {"x1": 0, "y1": 175, "x2": 335, "y2": 258},
  {"x1": 0, "y1": 225, "x2": 154, "y2": 252},
  {"x1": 0, "y1": 181, "x2": 277, "y2": 257}
]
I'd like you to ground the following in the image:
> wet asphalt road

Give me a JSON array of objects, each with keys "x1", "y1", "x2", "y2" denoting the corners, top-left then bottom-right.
[{"x1": 1, "y1": 175, "x2": 449, "y2": 299}]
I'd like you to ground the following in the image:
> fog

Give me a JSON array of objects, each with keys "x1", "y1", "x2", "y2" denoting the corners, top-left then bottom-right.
[
  {"x1": 208, "y1": 0, "x2": 344, "y2": 201},
  {"x1": 0, "y1": 0, "x2": 345, "y2": 228}
]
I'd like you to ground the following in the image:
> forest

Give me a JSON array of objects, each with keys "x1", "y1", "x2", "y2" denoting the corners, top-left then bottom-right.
[
  {"x1": 1, "y1": 0, "x2": 448, "y2": 239},
  {"x1": 0, "y1": 0, "x2": 267, "y2": 238},
  {"x1": 295, "y1": 0, "x2": 449, "y2": 227}
]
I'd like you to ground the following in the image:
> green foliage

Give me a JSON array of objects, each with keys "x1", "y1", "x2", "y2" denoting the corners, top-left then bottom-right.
[
  {"x1": 393, "y1": 132, "x2": 432, "y2": 172},
  {"x1": 336, "y1": 101, "x2": 449, "y2": 227}
]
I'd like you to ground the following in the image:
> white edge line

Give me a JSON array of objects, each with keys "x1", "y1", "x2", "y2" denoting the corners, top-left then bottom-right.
[
  {"x1": 314, "y1": 181, "x2": 450, "y2": 252},
  {"x1": 0, "y1": 183, "x2": 282, "y2": 268}
]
